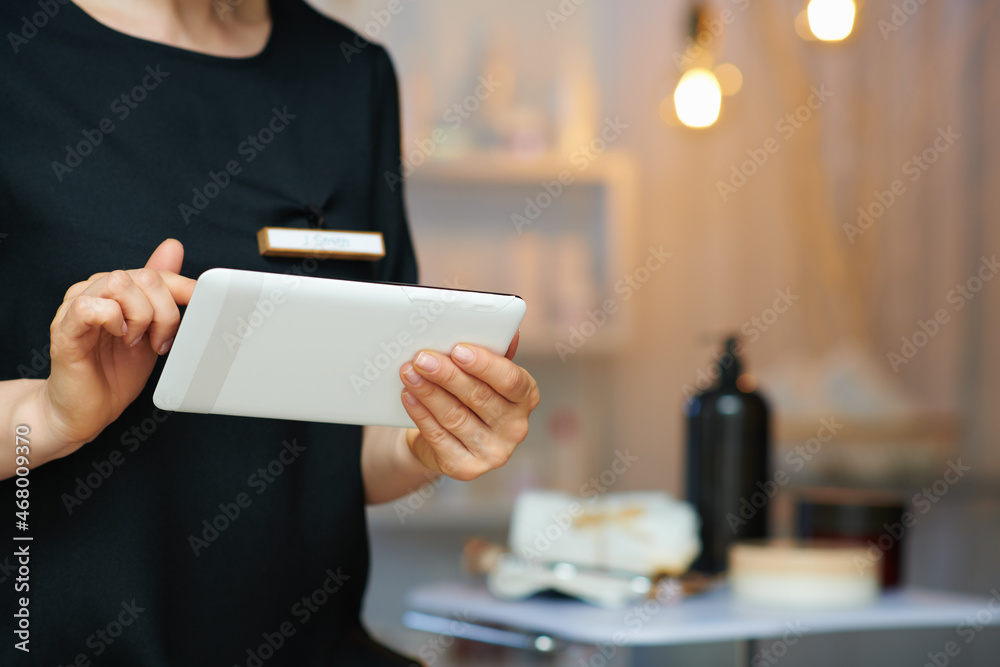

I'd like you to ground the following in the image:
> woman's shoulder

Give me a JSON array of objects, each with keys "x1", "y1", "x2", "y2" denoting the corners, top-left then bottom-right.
[
  {"x1": 281, "y1": 0, "x2": 396, "y2": 78},
  {"x1": 285, "y1": 0, "x2": 391, "y2": 57}
]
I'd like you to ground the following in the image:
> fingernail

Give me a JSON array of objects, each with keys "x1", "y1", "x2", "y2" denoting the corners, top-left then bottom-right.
[
  {"x1": 121, "y1": 322, "x2": 129, "y2": 336},
  {"x1": 402, "y1": 364, "x2": 423, "y2": 385},
  {"x1": 159, "y1": 338, "x2": 174, "y2": 355},
  {"x1": 129, "y1": 334, "x2": 143, "y2": 348},
  {"x1": 414, "y1": 352, "x2": 439, "y2": 373},
  {"x1": 402, "y1": 390, "x2": 419, "y2": 406},
  {"x1": 451, "y1": 344, "x2": 475, "y2": 365}
]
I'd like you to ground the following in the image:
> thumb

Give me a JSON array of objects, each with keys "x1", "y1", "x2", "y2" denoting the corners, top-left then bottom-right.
[
  {"x1": 145, "y1": 238, "x2": 196, "y2": 305},
  {"x1": 145, "y1": 238, "x2": 184, "y2": 274}
]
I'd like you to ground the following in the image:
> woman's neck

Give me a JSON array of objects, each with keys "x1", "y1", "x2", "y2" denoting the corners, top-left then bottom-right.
[{"x1": 72, "y1": 0, "x2": 272, "y2": 58}]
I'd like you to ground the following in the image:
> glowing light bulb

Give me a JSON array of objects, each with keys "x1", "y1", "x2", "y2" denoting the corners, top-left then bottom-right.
[
  {"x1": 673, "y1": 68, "x2": 722, "y2": 129},
  {"x1": 807, "y1": 0, "x2": 855, "y2": 41}
]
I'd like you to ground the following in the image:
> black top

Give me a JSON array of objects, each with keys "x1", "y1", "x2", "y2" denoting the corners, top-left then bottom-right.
[{"x1": 1, "y1": 1, "x2": 417, "y2": 664}]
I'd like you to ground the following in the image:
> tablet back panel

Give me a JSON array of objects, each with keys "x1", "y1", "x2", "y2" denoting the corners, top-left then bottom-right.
[{"x1": 153, "y1": 268, "x2": 525, "y2": 428}]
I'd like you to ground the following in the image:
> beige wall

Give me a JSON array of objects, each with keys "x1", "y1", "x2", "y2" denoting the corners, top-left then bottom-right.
[{"x1": 315, "y1": 0, "x2": 1000, "y2": 494}]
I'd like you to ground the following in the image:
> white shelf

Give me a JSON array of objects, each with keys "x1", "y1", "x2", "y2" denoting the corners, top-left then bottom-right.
[{"x1": 406, "y1": 150, "x2": 640, "y2": 361}]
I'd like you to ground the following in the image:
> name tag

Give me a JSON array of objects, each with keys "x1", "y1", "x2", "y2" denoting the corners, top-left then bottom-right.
[{"x1": 256, "y1": 227, "x2": 385, "y2": 261}]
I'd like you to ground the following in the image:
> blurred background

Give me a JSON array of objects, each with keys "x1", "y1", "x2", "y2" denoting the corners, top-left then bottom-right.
[{"x1": 312, "y1": 0, "x2": 1000, "y2": 664}]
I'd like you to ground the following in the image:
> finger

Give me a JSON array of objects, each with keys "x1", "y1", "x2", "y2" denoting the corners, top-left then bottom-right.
[
  {"x1": 52, "y1": 296, "x2": 76, "y2": 325},
  {"x1": 82, "y1": 270, "x2": 153, "y2": 347},
  {"x1": 145, "y1": 238, "x2": 185, "y2": 274},
  {"x1": 400, "y1": 361, "x2": 491, "y2": 452},
  {"x1": 64, "y1": 280, "x2": 96, "y2": 303},
  {"x1": 157, "y1": 271, "x2": 197, "y2": 306},
  {"x1": 125, "y1": 268, "x2": 182, "y2": 354},
  {"x1": 65, "y1": 267, "x2": 195, "y2": 308},
  {"x1": 448, "y1": 344, "x2": 540, "y2": 408},
  {"x1": 410, "y1": 350, "x2": 510, "y2": 428},
  {"x1": 400, "y1": 390, "x2": 482, "y2": 480},
  {"x1": 53, "y1": 295, "x2": 127, "y2": 357},
  {"x1": 505, "y1": 330, "x2": 520, "y2": 360},
  {"x1": 61, "y1": 272, "x2": 113, "y2": 303}
]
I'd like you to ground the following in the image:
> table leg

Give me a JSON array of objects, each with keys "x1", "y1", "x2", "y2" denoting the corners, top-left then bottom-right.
[{"x1": 734, "y1": 638, "x2": 755, "y2": 667}]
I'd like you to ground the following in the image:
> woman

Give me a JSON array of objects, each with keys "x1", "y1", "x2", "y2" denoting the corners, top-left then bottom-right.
[{"x1": 0, "y1": 0, "x2": 539, "y2": 664}]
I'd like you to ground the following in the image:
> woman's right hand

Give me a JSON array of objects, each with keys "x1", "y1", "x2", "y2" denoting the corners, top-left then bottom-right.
[{"x1": 38, "y1": 239, "x2": 196, "y2": 460}]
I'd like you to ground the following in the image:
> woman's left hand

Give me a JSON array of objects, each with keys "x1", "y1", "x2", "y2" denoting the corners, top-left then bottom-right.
[{"x1": 399, "y1": 332, "x2": 540, "y2": 481}]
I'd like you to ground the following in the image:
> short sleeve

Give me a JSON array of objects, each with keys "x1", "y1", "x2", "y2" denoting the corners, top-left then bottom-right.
[{"x1": 369, "y1": 45, "x2": 419, "y2": 285}]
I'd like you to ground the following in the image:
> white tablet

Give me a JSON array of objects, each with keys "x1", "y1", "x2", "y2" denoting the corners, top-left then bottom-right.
[{"x1": 152, "y1": 268, "x2": 526, "y2": 428}]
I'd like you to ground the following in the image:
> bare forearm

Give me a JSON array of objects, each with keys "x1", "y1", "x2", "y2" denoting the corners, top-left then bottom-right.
[
  {"x1": 361, "y1": 425, "x2": 441, "y2": 505},
  {"x1": 1, "y1": 379, "x2": 79, "y2": 480}
]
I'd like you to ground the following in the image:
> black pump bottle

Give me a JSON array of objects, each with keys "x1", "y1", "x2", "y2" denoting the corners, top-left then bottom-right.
[{"x1": 684, "y1": 336, "x2": 771, "y2": 574}]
